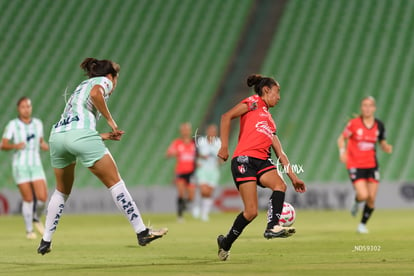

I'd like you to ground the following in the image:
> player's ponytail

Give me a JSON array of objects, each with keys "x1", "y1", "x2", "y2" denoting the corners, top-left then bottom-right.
[
  {"x1": 247, "y1": 74, "x2": 278, "y2": 96},
  {"x1": 80, "y1": 58, "x2": 120, "y2": 78}
]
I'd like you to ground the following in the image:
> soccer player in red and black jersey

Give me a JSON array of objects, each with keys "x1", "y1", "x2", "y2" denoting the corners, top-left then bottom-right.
[
  {"x1": 166, "y1": 122, "x2": 197, "y2": 221},
  {"x1": 216, "y1": 74, "x2": 306, "y2": 261},
  {"x1": 337, "y1": 96, "x2": 392, "y2": 234}
]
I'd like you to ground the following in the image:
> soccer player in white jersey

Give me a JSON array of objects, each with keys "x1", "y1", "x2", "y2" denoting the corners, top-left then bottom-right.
[
  {"x1": 195, "y1": 124, "x2": 221, "y2": 221},
  {"x1": 1, "y1": 97, "x2": 49, "y2": 239},
  {"x1": 37, "y1": 58, "x2": 167, "y2": 255}
]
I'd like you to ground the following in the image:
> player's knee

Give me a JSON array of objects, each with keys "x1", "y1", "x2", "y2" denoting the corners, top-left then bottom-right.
[
  {"x1": 357, "y1": 193, "x2": 368, "y2": 201},
  {"x1": 278, "y1": 182, "x2": 287, "y2": 192},
  {"x1": 244, "y1": 209, "x2": 258, "y2": 221},
  {"x1": 266, "y1": 181, "x2": 286, "y2": 192},
  {"x1": 366, "y1": 196, "x2": 375, "y2": 206},
  {"x1": 37, "y1": 194, "x2": 48, "y2": 202}
]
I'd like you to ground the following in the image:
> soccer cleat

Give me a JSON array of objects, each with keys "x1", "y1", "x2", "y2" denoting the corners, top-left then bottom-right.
[
  {"x1": 350, "y1": 201, "x2": 359, "y2": 217},
  {"x1": 264, "y1": 225, "x2": 296, "y2": 239},
  {"x1": 137, "y1": 227, "x2": 168, "y2": 246},
  {"x1": 357, "y1": 223, "x2": 369, "y2": 234},
  {"x1": 217, "y1": 235, "x2": 230, "y2": 261},
  {"x1": 26, "y1": 231, "x2": 37, "y2": 240},
  {"x1": 284, "y1": 226, "x2": 296, "y2": 236},
  {"x1": 37, "y1": 239, "x2": 52, "y2": 255},
  {"x1": 33, "y1": 219, "x2": 45, "y2": 235}
]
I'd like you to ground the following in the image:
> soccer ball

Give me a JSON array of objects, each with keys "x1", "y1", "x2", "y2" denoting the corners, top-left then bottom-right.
[{"x1": 278, "y1": 202, "x2": 296, "y2": 227}]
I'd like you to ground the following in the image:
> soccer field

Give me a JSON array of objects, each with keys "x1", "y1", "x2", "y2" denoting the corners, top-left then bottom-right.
[{"x1": 0, "y1": 210, "x2": 412, "y2": 275}]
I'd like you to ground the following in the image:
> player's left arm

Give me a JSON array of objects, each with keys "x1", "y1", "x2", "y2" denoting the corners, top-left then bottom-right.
[
  {"x1": 272, "y1": 135, "x2": 306, "y2": 193},
  {"x1": 379, "y1": 140, "x2": 392, "y2": 154},
  {"x1": 39, "y1": 137, "x2": 49, "y2": 151},
  {"x1": 377, "y1": 119, "x2": 392, "y2": 154}
]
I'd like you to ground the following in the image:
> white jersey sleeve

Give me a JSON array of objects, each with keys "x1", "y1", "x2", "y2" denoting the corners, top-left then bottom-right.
[
  {"x1": 53, "y1": 76, "x2": 113, "y2": 132},
  {"x1": 2, "y1": 118, "x2": 44, "y2": 166},
  {"x1": 3, "y1": 120, "x2": 15, "y2": 140},
  {"x1": 197, "y1": 136, "x2": 221, "y2": 169}
]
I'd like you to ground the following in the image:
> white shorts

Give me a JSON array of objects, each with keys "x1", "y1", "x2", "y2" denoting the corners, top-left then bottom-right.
[
  {"x1": 196, "y1": 167, "x2": 220, "y2": 187},
  {"x1": 50, "y1": 129, "x2": 108, "y2": 168},
  {"x1": 13, "y1": 164, "x2": 46, "y2": 184}
]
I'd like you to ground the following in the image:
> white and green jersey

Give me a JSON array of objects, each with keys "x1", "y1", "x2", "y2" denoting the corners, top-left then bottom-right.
[
  {"x1": 52, "y1": 76, "x2": 113, "y2": 133},
  {"x1": 2, "y1": 118, "x2": 44, "y2": 167},
  {"x1": 196, "y1": 136, "x2": 221, "y2": 169}
]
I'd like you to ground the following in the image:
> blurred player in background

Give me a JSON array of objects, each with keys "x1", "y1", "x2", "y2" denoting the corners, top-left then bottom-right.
[
  {"x1": 216, "y1": 74, "x2": 306, "y2": 261},
  {"x1": 166, "y1": 122, "x2": 197, "y2": 222},
  {"x1": 195, "y1": 124, "x2": 221, "y2": 222},
  {"x1": 337, "y1": 96, "x2": 392, "y2": 234},
  {"x1": 37, "y1": 58, "x2": 167, "y2": 255},
  {"x1": 1, "y1": 97, "x2": 49, "y2": 239}
]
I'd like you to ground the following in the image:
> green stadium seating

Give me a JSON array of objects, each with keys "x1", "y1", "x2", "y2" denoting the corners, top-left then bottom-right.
[
  {"x1": 0, "y1": 0, "x2": 253, "y2": 187},
  {"x1": 259, "y1": 0, "x2": 414, "y2": 182},
  {"x1": 1, "y1": 0, "x2": 411, "y2": 190}
]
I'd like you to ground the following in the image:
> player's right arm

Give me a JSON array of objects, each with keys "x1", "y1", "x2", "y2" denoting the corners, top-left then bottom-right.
[
  {"x1": 1, "y1": 122, "x2": 25, "y2": 150},
  {"x1": 100, "y1": 131, "x2": 125, "y2": 141},
  {"x1": 217, "y1": 103, "x2": 249, "y2": 161},
  {"x1": 90, "y1": 85, "x2": 123, "y2": 138},
  {"x1": 166, "y1": 140, "x2": 177, "y2": 158},
  {"x1": 1, "y1": 138, "x2": 25, "y2": 150},
  {"x1": 338, "y1": 121, "x2": 352, "y2": 164},
  {"x1": 337, "y1": 134, "x2": 348, "y2": 164}
]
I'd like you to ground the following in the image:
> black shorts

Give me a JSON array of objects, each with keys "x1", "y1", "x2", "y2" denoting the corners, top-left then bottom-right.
[
  {"x1": 176, "y1": 172, "x2": 194, "y2": 185},
  {"x1": 231, "y1": 156, "x2": 277, "y2": 189},
  {"x1": 348, "y1": 167, "x2": 379, "y2": 184}
]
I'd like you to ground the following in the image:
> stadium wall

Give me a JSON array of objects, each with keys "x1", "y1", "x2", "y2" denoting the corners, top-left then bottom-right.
[{"x1": 1, "y1": 182, "x2": 413, "y2": 215}]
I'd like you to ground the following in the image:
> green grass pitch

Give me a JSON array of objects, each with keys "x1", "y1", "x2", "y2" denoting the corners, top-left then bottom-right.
[{"x1": 0, "y1": 209, "x2": 413, "y2": 275}]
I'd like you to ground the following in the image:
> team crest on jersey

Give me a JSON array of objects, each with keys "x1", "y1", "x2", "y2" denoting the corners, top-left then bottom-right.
[
  {"x1": 238, "y1": 164, "x2": 246, "y2": 174},
  {"x1": 26, "y1": 134, "x2": 35, "y2": 142},
  {"x1": 249, "y1": 102, "x2": 258, "y2": 110}
]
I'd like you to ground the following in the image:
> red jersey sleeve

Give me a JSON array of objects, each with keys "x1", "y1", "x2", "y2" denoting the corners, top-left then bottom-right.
[
  {"x1": 241, "y1": 96, "x2": 259, "y2": 112},
  {"x1": 167, "y1": 139, "x2": 178, "y2": 156},
  {"x1": 342, "y1": 120, "x2": 354, "y2": 138}
]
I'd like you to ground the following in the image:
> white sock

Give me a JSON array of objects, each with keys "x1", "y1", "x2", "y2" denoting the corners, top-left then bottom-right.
[
  {"x1": 35, "y1": 200, "x2": 46, "y2": 221},
  {"x1": 43, "y1": 190, "x2": 69, "y2": 242},
  {"x1": 201, "y1": 198, "x2": 213, "y2": 220},
  {"x1": 109, "y1": 180, "x2": 146, "y2": 233},
  {"x1": 22, "y1": 201, "x2": 34, "y2": 232}
]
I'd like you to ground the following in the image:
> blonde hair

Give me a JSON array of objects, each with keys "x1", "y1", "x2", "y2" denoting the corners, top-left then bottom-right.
[{"x1": 360, "y1": 96, "x2": 376, "y2": 106}]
